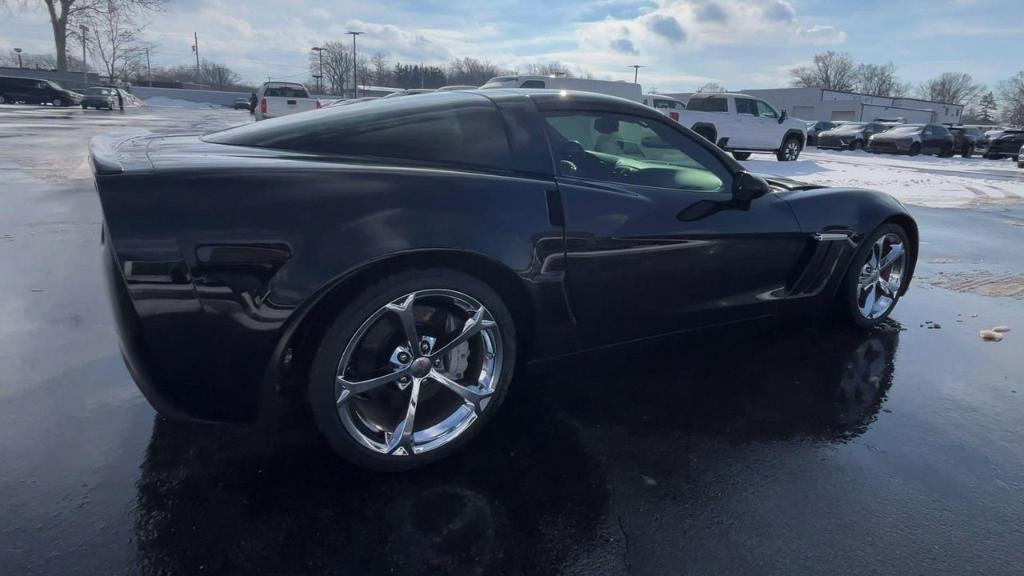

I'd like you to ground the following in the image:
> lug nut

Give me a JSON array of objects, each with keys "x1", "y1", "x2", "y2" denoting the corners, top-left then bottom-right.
[
  {"x1": 420, "y1": 342, "x2": 430, "y2": 353},
  {"x1": 434, "y1": 359, "x2": 443, "y2": 368},
  {"x1": 397, "y1": 352, "x2": 410, "y2": 363},
  {"x1": 399, "y1": 375, "x2": 410, "y2": 384}
]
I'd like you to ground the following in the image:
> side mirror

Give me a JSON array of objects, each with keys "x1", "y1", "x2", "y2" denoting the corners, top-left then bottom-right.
[
  {"x1": 779, "y1": 109, "x2": 788, "y2": 124},
  {"x1": 733, "y1": 171, "x2": 771, "y2": 202},
  {"x1": 558, "y1": 140, "x2": 585, "y2": 161}
]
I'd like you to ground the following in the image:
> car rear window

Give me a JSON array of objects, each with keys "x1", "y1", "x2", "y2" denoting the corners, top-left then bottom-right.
[
  {"x1": 205, "y1": 92, "x2": 511, "y2": 171},
  {"x1": 264, "y1": 85, "x2": 309, "y2": 98},
  {"x1": 687, "y1": 97, "x2": 727, "y2": 113}
]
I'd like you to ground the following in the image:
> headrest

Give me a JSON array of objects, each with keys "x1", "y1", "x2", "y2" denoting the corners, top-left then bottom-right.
[{"x1": 594, "y1": 117, "x2": 619, "y2": 134}]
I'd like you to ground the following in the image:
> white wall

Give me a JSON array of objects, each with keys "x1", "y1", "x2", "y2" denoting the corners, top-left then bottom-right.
[{"x1": 130, "y1": 86, "x2": 249, "y2": 107}]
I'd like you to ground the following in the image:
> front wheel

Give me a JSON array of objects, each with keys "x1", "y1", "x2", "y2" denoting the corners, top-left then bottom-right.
[
  {"x1": 308, "y1": 268, "x2": 517, "y2": 471},
  {"x1": 52, "y1": 98, "x2": 64, "y2": 107},
  {"x1": 837, "y1": 224, "x2": 910, "y2": 329},
  {"x1": 777, "y1": 135, "x2": 801, "y2": 161},
  {"x1": 732, "y1": 151, "x2": 751, "y2": 160}
]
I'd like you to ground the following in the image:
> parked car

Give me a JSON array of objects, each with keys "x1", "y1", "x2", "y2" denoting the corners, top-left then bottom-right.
[
  {"x1": 642, "y1": 93, "x2": 686, "y2": 121},
  {"x1": 867, "y1": 124, "x2": 954, "y2": 156},
  {"x1": 985, "y1": 129, "x2": 1024, "y2": 159},
  {"x1": 81, "y1": 87, "x2": 121, "y2": 110},
  {"x1": 816, "y1": 122, "x2": 888, "y2": 151},
  {"x1": 946, "y1": 126, "x2": 983, "y2": 158},
  {"x1": 481, "y1": 75, "x2": 642, "y2": 102},
  {"x1": 805, "y1": 121, "x2": 837, "y2": 146},
  {"x1": 255, "y1": 81, "x2": 319, "y2": 121},
  {"x1": 0, "y1": 76, "x2": 81, "y2": 106},
  {"x1": 437, "y1": 85, "x2": 478, "y2": 91},
  {"x1": 232, "y1": 97, "x2": 250, "y2": 110},
  {"x1": 90, "y1": 89, "x2": 918, "y2": 470},
  {"x1": 676, "y1": 92, "x2": 807, "y2": 161},
  {"x1": 382, "y1": 89, "x2": 436, "y2": 98},
  {"x1": 1018, "y1": 144, "x2": 1024, "y2": 168}
]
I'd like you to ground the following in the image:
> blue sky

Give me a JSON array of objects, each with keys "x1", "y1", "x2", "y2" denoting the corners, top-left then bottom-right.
[{"x1": 1, "y1": 0, "x2": 1020, "y2": 91}]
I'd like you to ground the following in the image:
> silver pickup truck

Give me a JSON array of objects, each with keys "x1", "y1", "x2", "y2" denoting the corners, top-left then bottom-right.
[{"x1": 255, "y1": 82, "x2": 319, "y2": 121}]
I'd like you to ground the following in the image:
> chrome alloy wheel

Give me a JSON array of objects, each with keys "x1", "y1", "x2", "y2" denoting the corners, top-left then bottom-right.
[
  {"x1": 856, "y1": 233, "x2": 906, "y2": 320},
  {"x1": 334, "y1": 289, "x2": 503, "y2": 457}
]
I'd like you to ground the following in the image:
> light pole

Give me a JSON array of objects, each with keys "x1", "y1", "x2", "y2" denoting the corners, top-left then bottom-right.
[
  {"x1": 13, "y1": 48, "x2": 22, "y2": 69},
  {"x1": 311, "y1": 46, "x2": 324, "y2": 94},
  {"x1": 192, "y1": 32, "x2": 200, "y2": 86},
  {"x1": 629, "y1": 64, "x2": 645, "y2": 84},
  {"x1": 144, "y1": 47, "x2": 151, "y2": 87},
  {"x1": 346, "y1": 31, "x2": 363, "y2": 99},
  {"x1": 80, "y1": 25, "x2": 89, "y2": 89}
]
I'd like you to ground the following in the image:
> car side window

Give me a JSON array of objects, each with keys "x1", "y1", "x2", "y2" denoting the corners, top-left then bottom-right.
[
  {"x1": 543, "y1": 112, "x2": 729, "y2": 193},
  {"x1": 702, "y1": 97, "x2": 727, "y2": 113},
  {"x1": 520, "y1": 80, "x2": 545, "y2": 88},
  {"x1": 735, "y1": 98, "x2": 756, "y2": 116},
  {"x1": 755, "y1": 100, "x2": 778, "y2": 119}
]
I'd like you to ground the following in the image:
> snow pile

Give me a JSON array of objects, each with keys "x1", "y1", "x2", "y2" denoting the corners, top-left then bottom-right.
[
  {"x1": 742, "y1": 149, "x2": 1024, "y2": 208},
  {"x1": 144, "y1": 96, "x2": 221, "y2": 109}
]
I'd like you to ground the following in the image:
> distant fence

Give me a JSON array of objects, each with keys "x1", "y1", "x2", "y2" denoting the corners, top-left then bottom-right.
[{"x1": 131, "y1": 86, "x2": 250, "y2": 107}]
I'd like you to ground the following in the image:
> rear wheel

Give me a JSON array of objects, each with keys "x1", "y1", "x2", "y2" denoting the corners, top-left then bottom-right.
[
  {"x1": 0, "y1": 95, "x2": 6, "y2": 104},
  {"x1": 52, "y1": 97, "x2": 63, "y2": 107},
  {"x1": 849, "y1": 140, "x2": 862, "y2": 151},
  {"x1": 938, "y1": 143, "x2": 953, "y2": 158},
  {"x1": 962, "y1": 145, "x2": 973, "y2": 159},
  {"x1": 909, "y1": 142, "x2": 921, "y2": 156},
  {"x1": 308, "y1": 268, "x2": 517, "y2": 471},
  {"x1": 837, "y1": 223, "x2": 910, "y2": 329},
  {"x1": 777, "y1": 135, "x2": 801, "y2": 161},
  {"x1": 732, "y1": 151, "x2": 751, "y2": 160}
]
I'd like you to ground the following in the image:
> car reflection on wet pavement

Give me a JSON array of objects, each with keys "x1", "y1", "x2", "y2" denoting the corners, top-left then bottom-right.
[{"x1": 123, "y1": 322, "x2": 897, "y2": 576}]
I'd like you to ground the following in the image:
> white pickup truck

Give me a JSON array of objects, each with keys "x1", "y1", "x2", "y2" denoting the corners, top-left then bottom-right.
[
  {"x1": 255, "y1": 82, "x2": 320, "y2": 121},
  {"x1": 678, "y1": 93, "x2": 807, "y2": 161}
]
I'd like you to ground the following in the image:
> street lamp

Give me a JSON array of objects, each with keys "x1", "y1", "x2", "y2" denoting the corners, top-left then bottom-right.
[
  {"x1": 346, "y1": 31, "x2": 363, "y2": 99},
  {"x1": 629, "y1": 64, "x2": 645, "y2": 84},
  {"x1": 13, "y1": 48, "x2": 22, "y2": 69},
  {"x1": 80, "y1": 25, "x2": 89, "y2": 88},
  {"x1": 311, "y1": 46, "x2": 324, "y2": 94}
]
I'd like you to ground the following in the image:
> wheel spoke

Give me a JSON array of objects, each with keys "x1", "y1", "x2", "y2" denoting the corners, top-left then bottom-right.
[
  {"x1": 877, "y1": 278, "x2": 895, "y2": 297},
  {"x1": 878, "y1": 243, "x2": 904, "y2": 271},
  {"x1": 385, "y1": 377, "x2": 421, "y2": 455},
  {"x1": 337, "y1": 366, "x2": 411, "y2": 399},
  {"x1": 859, "y1": 283, "x2": 877, "y2": 316},
  {"x1": 385, "y1": 293, "x2": 419, "y2": 348},
  {"x1": 429, "y1": 369, "x2": 492, "y2": 413},
  {"x1": 430, "y1": 306, "x2": 495, "y2": 359}
]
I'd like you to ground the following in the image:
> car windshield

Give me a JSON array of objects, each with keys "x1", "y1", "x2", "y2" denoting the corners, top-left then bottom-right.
[
  {"x1": 86, "y1": 88, "x2": 114, "y2": 95},
  {"x1": 885, "y1": 125, "x2": 923, "y2": 135},
  {"x1": 833, "y1": 122, "x2": 867, "y2": 132}
]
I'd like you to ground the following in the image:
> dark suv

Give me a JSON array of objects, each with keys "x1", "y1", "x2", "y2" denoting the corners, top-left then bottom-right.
[
  {"x1": 946, "y1": 126, "x2": 983, "y2": 158},
  {"x1": 986, "y1": 130, "x2": 1024, "y2": 160},
  {"x1": 0, "y1": 76, "x2": 81, "y2": 106},
  {"x1": 805, "y1": 121, "x2": 837, "y2": 146},
  {"x1": 816, "y1": 122, "x2": 887, "y2": 151},
  {"x1": 867, "y1": 124, "x2": 954, "y2": 156}
]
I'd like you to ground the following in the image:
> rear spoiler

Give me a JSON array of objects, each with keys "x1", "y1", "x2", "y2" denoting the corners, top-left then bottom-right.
[{"x1": 89, "y1": 128, "x2": 154, "y2": 175}]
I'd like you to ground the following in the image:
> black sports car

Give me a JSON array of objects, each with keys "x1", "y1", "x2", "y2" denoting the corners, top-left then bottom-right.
[
  {"x1": 816, "y1": 122, "x2": 888, "y2": 151},
  {"x1": 91, "y1": 90, "x2": 918, "y2": 470}
]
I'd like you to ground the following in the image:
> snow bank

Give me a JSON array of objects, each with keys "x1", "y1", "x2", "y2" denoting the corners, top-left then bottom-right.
[
  {"x1": 143, "y1": 96, "x2": 221, "y2": 109},
  {"x1": 742, "y1": 149, "x2": 1024, "y2": 208}
]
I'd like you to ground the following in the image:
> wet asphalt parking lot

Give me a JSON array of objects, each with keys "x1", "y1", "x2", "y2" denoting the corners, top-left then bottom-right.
[{"x1": 1, "y1": 104, "x2": 1023, "y2": 575}]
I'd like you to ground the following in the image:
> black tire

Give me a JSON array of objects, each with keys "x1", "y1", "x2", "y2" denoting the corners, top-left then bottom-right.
[
  {"x1": 938, "y1": 144, "x2": 953, "y2": 158},
  {"x1": 0, "y1": 95, "x2": 7, "y2": 104},
  {"x1": 308, "y1": 268, "x2": 517, "y2": 471},
  {"x1": 962, "y1": 145, "x2": 973, "y2": 159},
  {"x1": 909, "y1": 142, "x2": 921, "y2": 156},
  {"x1": 732, "y1": 151, "x2": 751, "y2": 160},
  {"x1": 836, "y1": 223, "x2": 910, "y2": 329},
  {"x1": 81, "y1": 104, "x2": 87, "y2": 109},
  {"x1": 849, "y1": 139, "x2": 862, "y2": 151},
  {"x1": 776, "y1": 135, "x2": 802, "y2": 161}
]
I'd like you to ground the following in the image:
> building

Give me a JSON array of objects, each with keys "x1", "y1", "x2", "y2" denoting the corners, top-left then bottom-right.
[{"x1": 668, "y1": 87, "x2": 964, "y2": 124}]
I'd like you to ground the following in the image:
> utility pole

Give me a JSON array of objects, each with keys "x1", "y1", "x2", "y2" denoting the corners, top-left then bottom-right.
[
  {"x1": 13, "y1": 48, "x2": 22, "y2": 69},
  {"x1": 192, "y1": 32, "x2": 200, "y2": 87},
  {"x1": 145, "y1": 47, "x2": 151, "y2": 87},
  {"x1": 629, "y1": 64, "x2": 645, "y2": 84},
  {"x1": 311, "y1": 46, "x2": 324, "y2": 94},
  {"x1": 346, "y1": 31, "x2": 362, "y2": 99},
  {"x1": 80, "y1": 25, "x2": 89, "y2": 89}
]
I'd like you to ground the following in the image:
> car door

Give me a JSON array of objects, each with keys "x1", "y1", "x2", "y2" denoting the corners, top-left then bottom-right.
[
  {"x1": 542, "y1": 109, "x2": 806, "y2": 347},
  {"x1": 731, "y1": 97, "x2": 760, "y2": 149},
  {"x1": 921, "y1": 125, "x2": 939, "y2": 153},
  {"x1": 754, "y1": 99, "x2": 782, "y2": 148}
]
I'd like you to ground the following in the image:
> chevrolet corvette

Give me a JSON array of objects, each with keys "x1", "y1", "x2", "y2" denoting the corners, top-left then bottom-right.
[{"x1": 91, "y1": 90, "x2": 917, "y2": 470}]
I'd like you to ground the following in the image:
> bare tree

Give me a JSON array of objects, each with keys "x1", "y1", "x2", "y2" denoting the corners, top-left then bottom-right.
[
  {"x1": 369, "y1": 52, "x2": 390, "y2": 86},
  {"x1": 855, "y1": 62, "x2": 905, "y2": 97},
  {"x1": 1, "y1": 0, "x2": 164, "y2": 72},
  {"x1": 525, "y1": 61, "x2": 574, "y2": 77},
  {"x1": 696, "y1": 82, "x2": 727, "y2": 93},
  {"x1": 446, "y1": 57, "x2": 507, "y2": 86},
  {"x1": 309, "y1": 41, "x2": 352, "y2": 95},
  {"x1": 997, "y1": 72, "x2": 1024, "y2": 128},
  {"x1": 790, "y1": 51, "x2": 858, "y2": 91},
  {"x1": 200, "y1": 60, "x2": 239, "y2": 90},
  {"x1": 916, "y1": 72, "x2": 983, "y2": 105},
  {"x1": 86, "y1": 0, "x2": 146, "y2": 81}
]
